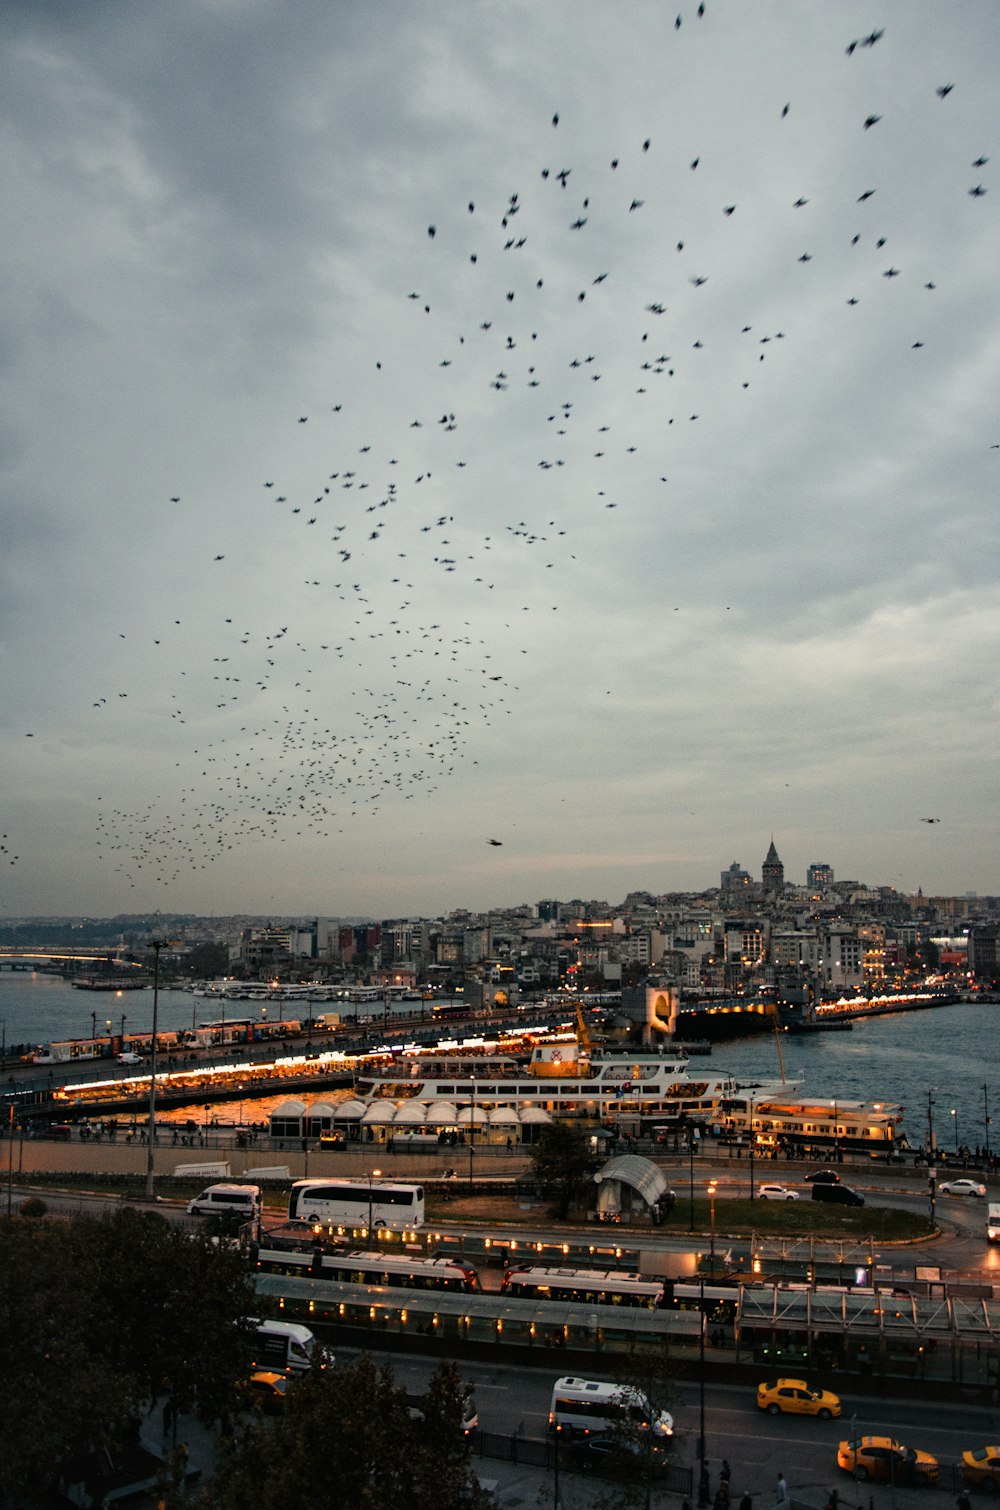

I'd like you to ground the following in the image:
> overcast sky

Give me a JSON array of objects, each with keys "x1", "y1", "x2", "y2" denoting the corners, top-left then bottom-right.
[{"x1": 2, "y1": 0, "x2": 998, "y2": 919}]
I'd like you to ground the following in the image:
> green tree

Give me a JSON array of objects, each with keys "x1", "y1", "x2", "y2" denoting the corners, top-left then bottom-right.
[
  {"x1": 529, "y1": 1122, "x2": 602, "y2": 1219},
  {"x1": 0, "y1": 1208, "x2": 253, "y2": 1506},
  {"x1": 195, "y1": 1355, "x2": 490, "y2": 1510}
]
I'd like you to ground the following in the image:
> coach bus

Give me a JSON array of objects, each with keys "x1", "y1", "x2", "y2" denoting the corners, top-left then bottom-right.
[{"x1": 287, "y1": 1178, "x2": 424, "y2": 1231}]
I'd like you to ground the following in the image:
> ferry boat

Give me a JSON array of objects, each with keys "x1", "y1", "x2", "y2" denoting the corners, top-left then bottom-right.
[
  {"x1": 718, "y1": 1094, "x2": 906, "y2": 1156},
  {"x1": 354, "y1": 1033, "x2": 794, "y2": 1138}
]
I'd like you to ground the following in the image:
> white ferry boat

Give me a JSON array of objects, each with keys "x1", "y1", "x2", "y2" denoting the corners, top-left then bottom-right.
[{"x1": 354, "y1": 1035, "x2": 793, "y2": 1138}]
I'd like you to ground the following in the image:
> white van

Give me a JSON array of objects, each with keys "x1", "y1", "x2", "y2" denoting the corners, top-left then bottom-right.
[
  {"x1": 987, "y1": 1203, "x2": 1000, "y2": 1242},
  {"x1": 250, "y1": 1318, "x2": 328, "y2": 1374},
  {"x1": 548, "y1": 1376, "x2": 673, "y2": 1439},
  {"x1": 187, "y1": 1182, "x2": 261, "y2": 1220}
]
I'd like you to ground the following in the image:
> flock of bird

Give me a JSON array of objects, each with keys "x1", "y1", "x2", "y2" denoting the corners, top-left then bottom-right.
[{"x1": 47, "y1": 14, "x2": 986, "y2": 889}]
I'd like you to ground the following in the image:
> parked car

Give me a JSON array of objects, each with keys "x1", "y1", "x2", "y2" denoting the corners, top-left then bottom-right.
[
  {"x1": 939, "y1": 1179, "x2": 987, "y2": 1198},
  {"x1": 804, "y1": 1169, "x2": 841, "y2": 1184},
  {"x1": 837, "y1": 1436, "x2": 938, "y2": 1486},
  {"x1": 757, "y1": 1184, "x2": 799, "y2": 1201},
  {"x1": 757, "y1": 1379, "x2": 841, "y2": 1419},
  {"x1": 566, "y1": 1435, "x2": 669, "y2": 1478},
  {"x1": 962, "y1": 1446, "x2": 1000, "y2": 1490}
]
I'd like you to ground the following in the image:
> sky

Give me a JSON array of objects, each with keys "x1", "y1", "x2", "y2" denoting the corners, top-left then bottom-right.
[{"x1": 2, "y1": 0, "x2": 998, "y2": 919}]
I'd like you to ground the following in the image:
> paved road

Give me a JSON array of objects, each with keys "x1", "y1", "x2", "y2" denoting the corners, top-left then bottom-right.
[{"x1": 162, "y1": 1349, "x2": 998, "y2": 1510}]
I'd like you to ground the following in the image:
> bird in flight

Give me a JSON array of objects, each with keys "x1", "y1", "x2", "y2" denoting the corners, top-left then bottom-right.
[
  {"x1": 486, "y1": 838, "x2": 503, "y2": 846},
  {"x1": 919, "y1": 817, "x2": 941, "y2": 824}
]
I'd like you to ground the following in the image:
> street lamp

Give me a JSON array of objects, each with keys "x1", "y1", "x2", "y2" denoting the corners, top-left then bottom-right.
[
  {"x1": 984, "y1": 1085, "x2": 991, "y2": 1163},
  {"x1": 697, "y1": 1270, "x2": 708, "y2": 1498},
  {"x1": 688, "y1": 1124, "x2": 695, "y2": 1233},
  {"x1": 144, "y1": 940, "x2": 165, "y2": 1201},
  {"x1": 708, "y1": 1180, "x2": 717, "y2": 1280},
  {"x1": 752, "y1": 1099, "x2": 761, "y2": 1201},
  {"x1": 951, "y1": 1107, "x2": 958, "y2": 1156},
  {"x1": 367, "y1": 1167, "x2": 382, "y2": 1237},
  {"x1": 927, "y1": 1088, "x2": 937, "y2": 1226}
]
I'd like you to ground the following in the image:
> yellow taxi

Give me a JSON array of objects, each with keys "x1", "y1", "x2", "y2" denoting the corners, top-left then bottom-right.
[
  {"x1": 962, "y1": 1447, "x2": 1000, "y2": 1491},
  {"x1": 757, "y1": 1379, "x2": 841, "y2": 1419},
  {"x1": 837, "y1": 1436, "x2": 938, "y2": 1486},
  {"x1": 241, "y1": 1371, "x2": 290, "y2": 1414}
]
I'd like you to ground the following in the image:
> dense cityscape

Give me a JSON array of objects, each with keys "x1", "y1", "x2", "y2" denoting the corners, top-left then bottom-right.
[{"x1": 3, "y1": 841, "x2": 998, "y2": 996}]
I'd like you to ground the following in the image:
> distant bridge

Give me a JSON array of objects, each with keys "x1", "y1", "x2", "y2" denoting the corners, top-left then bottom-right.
[{"x1": 0, "y1": 948, "x2": 139, "y2": 968}]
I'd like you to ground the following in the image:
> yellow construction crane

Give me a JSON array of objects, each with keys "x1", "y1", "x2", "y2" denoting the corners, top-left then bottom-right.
[{"x1": 575, "y1": 1000, "x2": 594, "y2": 1055}]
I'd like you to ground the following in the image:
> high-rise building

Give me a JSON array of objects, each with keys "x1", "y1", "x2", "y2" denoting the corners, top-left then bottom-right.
[{"x1": 807, "y1": 862, "x2": 834, "y2": 888}]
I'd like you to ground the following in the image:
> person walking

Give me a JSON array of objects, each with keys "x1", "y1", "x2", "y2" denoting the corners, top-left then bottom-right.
[
  {"x1": 739, "y1": 1493, "x2": 752, "y2": 1510},
  {"x1": 775, "y1": 1472, "x2": 789, "y2": 1508}
]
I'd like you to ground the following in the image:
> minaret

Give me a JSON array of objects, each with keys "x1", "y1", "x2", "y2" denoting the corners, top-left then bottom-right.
[{"x1": 762, "y1": 837, "x2": 784, "y2": 893}]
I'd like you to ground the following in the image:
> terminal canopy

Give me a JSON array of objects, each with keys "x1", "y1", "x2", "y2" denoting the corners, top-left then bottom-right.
[{"x1": 593, "y1": 1154, "x2": 671, "y2": 1216}]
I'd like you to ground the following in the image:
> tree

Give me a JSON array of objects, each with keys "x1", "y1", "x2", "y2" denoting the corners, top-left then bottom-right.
[
  {"x1": 0, "y1": 1208, "x2": 253, "y2": 1506},
  {"x1": 529, "y1": 1123, "x2": 602, "y2": 1219},
  {"x1": 194, "y1": 1355, "x2": 491, "y2": 1510},
  {"x1": 587, "y1": 1342, "x2": 681, "y2": 1510}
]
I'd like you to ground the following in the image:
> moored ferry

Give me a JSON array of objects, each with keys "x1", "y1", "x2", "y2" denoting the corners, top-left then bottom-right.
[{"x1": 355, "y1": 1036, "x2": 793, "y2": 1138}]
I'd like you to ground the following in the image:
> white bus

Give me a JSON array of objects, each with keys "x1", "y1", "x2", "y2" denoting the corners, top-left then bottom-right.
[
  {"x1": 287, "y1": 1179, "x2": 425, "y2": 1231},
  {"x1": 548, "y1": 1376, "x2": 673, "y2": 1439}
]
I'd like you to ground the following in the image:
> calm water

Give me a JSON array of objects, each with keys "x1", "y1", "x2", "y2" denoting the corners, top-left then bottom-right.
[{"x1": 1, "y1": 974, "x2": 995, "y2": 1151}]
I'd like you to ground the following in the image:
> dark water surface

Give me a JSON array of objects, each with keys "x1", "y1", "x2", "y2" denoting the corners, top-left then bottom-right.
[{"x1": 1, "y1": 974, "x2": 995, "y2": 1150}]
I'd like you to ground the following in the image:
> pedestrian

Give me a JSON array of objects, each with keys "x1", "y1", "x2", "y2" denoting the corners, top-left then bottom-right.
[
  {"x1": 775, "y1": 1473, "x2": 788, "y2": 1508},
  {"x1": 825, "y1": 1491, "x2": 839, "y2": 1510},
  {"x1": 957, "y1": 1492, "x2": 972, "y2": 1510},
  {"x1": 721, "y1": 1460, "x2": 732, "y2": 1486},
  {"x1": 740, "y1": 1494, "x2": 752, "y2": 1510}
]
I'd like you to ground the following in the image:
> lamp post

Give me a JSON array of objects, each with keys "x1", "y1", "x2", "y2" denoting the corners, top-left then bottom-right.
[
  {"x1": 144, "y1": 939, "x2": 165, "y2": 1201},
  {"x1": 468, "y1": 1080, "x2": 476, "y2": 1189},
  {"x1": 951, "y1": 1108, "x2": 958, "y2": 1157},
  {"x1": 90, "y1": 1011, "x2": 97, "y2": 1046},
  {"x1": 985, "y1": 1085, "x2": 991, "y2": 1163},
  {"x1": 697, "y1": 1271, "x2": 707, "y2": 1496},
  {"x1": 120, "y1": 1013, "x2": 127, "y2": 1044},
  {"x1": 927, "y1": 1088, "x2": 937, "y2": 1226},
  {"x1": 688, "y1": 1124, "x2": 695, "y2": 1233},
  {"x1": 367, "y1": 1167, "x2": 382, "y2": 1237},
  {"x1": 752, "y1": 1099, "x2": 761, "y2": 1201},
  {"x1": 708, "y1": 1179, "x2": 717, "y2": 1280}
]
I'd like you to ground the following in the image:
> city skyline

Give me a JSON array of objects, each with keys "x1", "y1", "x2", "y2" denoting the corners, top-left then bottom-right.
[{"x1": 2, "y1": 2, "x2": 998, "y2": 917}]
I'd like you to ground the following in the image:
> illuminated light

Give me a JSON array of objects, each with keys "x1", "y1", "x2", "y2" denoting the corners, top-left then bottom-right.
[
  {"x1": 339, "y1": 1303, "x2": 345, "y2": 1317},
  {"x1": 433, "y1": 1315, "x2": 439, "y2": 1328},
  {"x1": 401, "y1": 1310, "x2": 407, "y2": 1324},
  {"x1": 308, "y1": 1300, "x2": 315, "y2": 1314},
  {"x1": 496, "y1": 1318, "x2": 503, "y2": 1334}
]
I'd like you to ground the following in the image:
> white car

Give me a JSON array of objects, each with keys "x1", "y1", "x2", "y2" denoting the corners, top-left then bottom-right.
[
  {"x1": 757, "y1": 1183, "x2": 799, "y2": 1201},
  {"x1": 939, "y1": 1178, "x2": 987, "y2": 1198}
]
